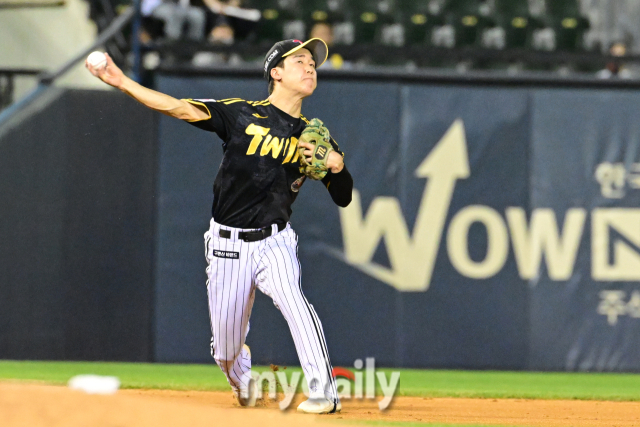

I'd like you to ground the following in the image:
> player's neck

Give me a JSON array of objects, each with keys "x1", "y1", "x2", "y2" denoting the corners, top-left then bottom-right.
[{"x1": 268, "y1": 90, "x2": 304, "y2": 118}]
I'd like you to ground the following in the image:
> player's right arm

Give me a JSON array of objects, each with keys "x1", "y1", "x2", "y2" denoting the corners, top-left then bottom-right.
[{"x1": 85, "y1": 53, "x2": 208, "y2": 121}]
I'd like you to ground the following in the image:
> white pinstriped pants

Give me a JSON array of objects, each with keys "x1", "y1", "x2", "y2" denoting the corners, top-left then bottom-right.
[{"x1": 204, "y1": 218, "x2": 339, "y2": 402}]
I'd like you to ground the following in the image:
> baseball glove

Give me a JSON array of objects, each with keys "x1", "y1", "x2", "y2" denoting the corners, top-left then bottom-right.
[{"x1": 298, "y1": 118, "x2": 334, "y2": 180}]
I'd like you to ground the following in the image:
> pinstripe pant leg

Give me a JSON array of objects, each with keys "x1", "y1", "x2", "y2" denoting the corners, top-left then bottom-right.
[
  {"x1": 254, "y1": 226, "x2": 339, "y2": 403},
  {"x1": 205, "y1": 223, "x2": 255, "y2": 394}
]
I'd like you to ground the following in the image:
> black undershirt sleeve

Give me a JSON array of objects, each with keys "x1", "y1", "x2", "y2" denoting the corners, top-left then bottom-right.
[
  {"x1": 319, "y1": 135, "x2": 352, "y2": 207},
  {"x1": 322, "y1": 165, "x2": 353, "y2": 207}
]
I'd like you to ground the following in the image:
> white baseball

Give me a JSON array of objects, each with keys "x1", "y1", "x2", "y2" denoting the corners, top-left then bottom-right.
[{"x1": 87, "y1": 51, "x2": 107, "y2": 69}]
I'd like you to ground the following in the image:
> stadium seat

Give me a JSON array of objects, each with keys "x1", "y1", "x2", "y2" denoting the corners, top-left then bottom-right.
[
  {"x1": 398, "y1": 0, "x2": 441, "y2": 46},
  {"x1": 543, "y1": 0, "x2": 590, "y2": 51},
  {"x1": 349, "y1": 0, "x2": 398, "y2": 44},
  {"x1": 254, "y1": 0, "x2": 301, "y2": 44},
  {"x1": 492, "y1": 0, "x2": 541, "y2": 49},
  {"x1": 438, "y1": 0, "x2": 488, "y2": 48},
  {"x1": 302, "y1": 0, "x2": 346, "y2": 27}
]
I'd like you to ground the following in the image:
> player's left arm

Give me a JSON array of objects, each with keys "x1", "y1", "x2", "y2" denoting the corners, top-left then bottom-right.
[{"x1": 322, "y1": 137, "x2": 353, "y2": 207}]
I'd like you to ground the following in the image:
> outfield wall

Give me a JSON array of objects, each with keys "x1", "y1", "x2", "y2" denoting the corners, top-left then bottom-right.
[
  {"x1": 0, "y1": 89, "x2": 157, "y2": 362},
  {"x1": 2, "y1": 75, "x2": 640, "y2": 371}
]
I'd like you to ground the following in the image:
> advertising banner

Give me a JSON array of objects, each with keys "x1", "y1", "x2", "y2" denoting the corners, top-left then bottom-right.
[{"x1": 528, "y1": 90, "x2": 640, "y2": 371}]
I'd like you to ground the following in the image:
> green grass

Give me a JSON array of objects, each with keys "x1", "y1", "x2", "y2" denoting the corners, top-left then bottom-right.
[
  {"x1": 0, "y1": 360, "x2": 231, "y2": 391},
  {"x1": 375, "y1": 368, "x2": 640, "y2": 401},
  {"x1": 1, "y1": 360, "x2": 640, "y2": 401}
]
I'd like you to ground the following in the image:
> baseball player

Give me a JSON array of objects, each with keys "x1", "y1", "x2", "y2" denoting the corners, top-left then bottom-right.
[{"x1": 86, "y1": 38, "x2": 353, "y2": 414}]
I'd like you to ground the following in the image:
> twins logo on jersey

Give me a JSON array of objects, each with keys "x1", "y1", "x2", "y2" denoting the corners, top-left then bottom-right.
[{"x1": 244, "y1": 124, "x2": 300, "y2": 164}]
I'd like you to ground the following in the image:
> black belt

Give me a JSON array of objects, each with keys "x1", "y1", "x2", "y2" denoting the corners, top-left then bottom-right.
[{"x1": 219, "y1": 223, "x2": 285, "y2": 242}]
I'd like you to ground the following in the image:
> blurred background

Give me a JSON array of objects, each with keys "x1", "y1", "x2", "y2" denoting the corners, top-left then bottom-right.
[
  {"x1": 2, "y1": 0, "x2": 640, "y2": 104},
  {"x1": 1, "y1": 0, "x2": 640, "y2": 373}
]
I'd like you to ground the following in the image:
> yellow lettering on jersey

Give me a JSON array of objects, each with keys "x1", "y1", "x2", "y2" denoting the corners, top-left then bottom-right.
[
  {"x1": 292, "y1": 144, "x2": 300, "y2": 163},
  {"x1": 261, "y1": 135, "x2": 273, "y2": 152},
  {"x1": 283, "y1": 136, "x2": 298, "y2": 164},
  {"x1": 245, "y1": 124, "x2": 270, "y2": 155},
  {"x1": 260, "y1": 135, "x2": 284, "y2": 158}
]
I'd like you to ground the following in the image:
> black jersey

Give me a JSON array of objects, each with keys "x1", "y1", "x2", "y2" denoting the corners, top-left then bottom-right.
[{"x1": 184, "y1": 98, "x2": 352, "y2": 229}]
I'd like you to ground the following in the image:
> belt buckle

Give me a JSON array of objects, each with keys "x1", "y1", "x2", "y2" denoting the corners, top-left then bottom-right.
[
  {"x1": 241, "y1": 229, "x2": 258, "y2": 243},
  {"x1": 257, "y1": 227, "x2": 268, "y2": 241},
  {"x1": 240, "y1": 226, "x2": 271, "y2": 242}
]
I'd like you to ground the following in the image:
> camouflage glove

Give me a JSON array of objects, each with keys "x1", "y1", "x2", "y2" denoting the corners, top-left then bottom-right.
[{"x1": 298, "y1": 118, "x2": 334, "y2": 180}]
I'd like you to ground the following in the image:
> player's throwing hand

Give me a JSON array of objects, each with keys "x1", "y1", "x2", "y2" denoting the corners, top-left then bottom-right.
[{"x1": 85, "y1": 53, "x2": 124, "y2": 89}]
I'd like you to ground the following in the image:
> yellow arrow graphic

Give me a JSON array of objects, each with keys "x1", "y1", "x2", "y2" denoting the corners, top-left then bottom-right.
[{"x1": 339, "y1": 119, "x2": 470, "y2": 291}]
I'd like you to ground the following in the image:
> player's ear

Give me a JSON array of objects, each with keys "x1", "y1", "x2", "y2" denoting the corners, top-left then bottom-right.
[{"x1": 270, "y1": 66, "x2": 282, "y2": 82}]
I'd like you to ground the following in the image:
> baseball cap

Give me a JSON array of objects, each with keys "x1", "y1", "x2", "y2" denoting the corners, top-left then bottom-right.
[{"x1": 263, "y1": 38, "x2": 329, "y2": 81}]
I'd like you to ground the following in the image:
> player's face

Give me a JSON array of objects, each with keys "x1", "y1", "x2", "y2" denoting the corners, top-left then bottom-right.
[{"x1": 281, "y1": 49, "x2": 317, "y2": 97}]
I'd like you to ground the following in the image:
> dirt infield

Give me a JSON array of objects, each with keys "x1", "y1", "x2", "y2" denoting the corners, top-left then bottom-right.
[{"x1": 2, "y1": 383, "x2": 640, "y2": 427}]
